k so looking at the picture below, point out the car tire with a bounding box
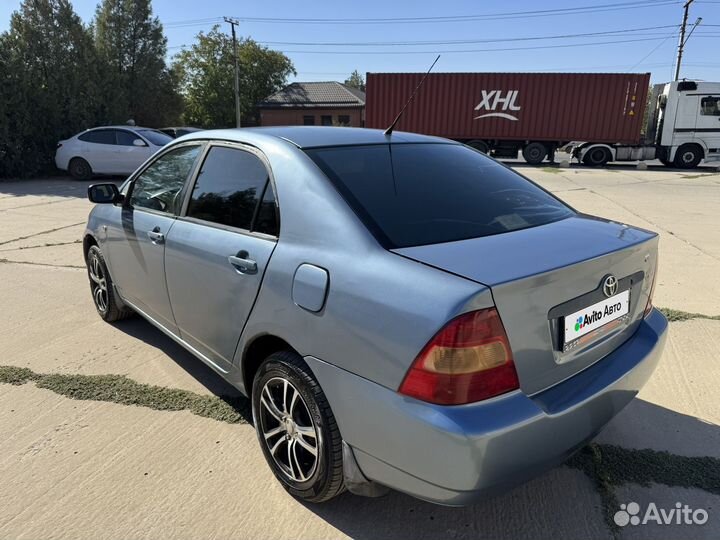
[69,157,92,180]
[583,146,611,167]
[252,351,345,503]
[522,142,547,165]
[86,245,134,322]
[673,144,703,169]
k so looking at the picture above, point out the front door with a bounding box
[114,129,154,174]
[105,143,204,332]
[164,144,279,371]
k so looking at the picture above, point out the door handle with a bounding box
[147,227,165,244]
[228,251,257,274]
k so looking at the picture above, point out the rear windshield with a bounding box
[306,143,574,248]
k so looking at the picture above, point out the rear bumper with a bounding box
[305,308,667,506]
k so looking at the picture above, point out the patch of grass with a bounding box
[0,365,251,424]
[0,365,40,385]
[567,443,720,537]
[658,307,720,322]
[566,444,621,534]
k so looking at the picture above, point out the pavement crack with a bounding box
[0,239,82,253]
[0,222,84,247]
[0,198,76,213]
[0,258,84,270]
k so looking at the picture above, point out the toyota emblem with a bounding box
[603,275,618,298]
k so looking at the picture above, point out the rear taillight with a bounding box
[398,308,519,405]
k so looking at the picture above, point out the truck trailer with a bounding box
[365,73,720,168]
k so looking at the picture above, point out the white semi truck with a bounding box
[574,80,720,168]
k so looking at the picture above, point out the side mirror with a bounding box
[133,138,147,147]
[88,183,122,204]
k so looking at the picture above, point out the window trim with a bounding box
[115,128,148,147]
[124,141,207,218]
[176,140,281,240]
[78,128,117,145]
[700,96,720,116]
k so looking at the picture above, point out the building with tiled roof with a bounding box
[258,81,366,127]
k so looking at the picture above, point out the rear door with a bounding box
[164,143,279,372]
[105,143,204,332]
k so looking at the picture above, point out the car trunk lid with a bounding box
[393,215,658,395]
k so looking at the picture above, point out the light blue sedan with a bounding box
[84,127,667,505]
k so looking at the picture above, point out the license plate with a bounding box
[563,289,630,346]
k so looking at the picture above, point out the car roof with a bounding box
[84,125,156,131]
[179,126,454,149]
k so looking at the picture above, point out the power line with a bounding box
[274,36,684,55]
[630,31,680,70]
[257,25,679,47]
[229,0,682,24]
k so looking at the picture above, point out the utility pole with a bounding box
[224,16,241,127]
[674,0,694,81]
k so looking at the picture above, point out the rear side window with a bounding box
[137,129,173,146]
[79,130,116,145]
[187,146,275,233]
[306,143,574,248]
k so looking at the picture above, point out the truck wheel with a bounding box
[466,140,489,154]
[673,144,703,169]
[522,142,547,165]
[583,147,611,167]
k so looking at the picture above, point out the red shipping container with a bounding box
[365,72,650,145]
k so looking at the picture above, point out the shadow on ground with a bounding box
[115,317,252,423]
[112,317,720,540]
[0,176,126,199]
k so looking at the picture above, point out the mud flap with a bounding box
[342,441,390,498]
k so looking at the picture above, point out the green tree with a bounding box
[0,0,103,178]
[174,27,295,128]
[344,70,366,92]
[94,0,182,126]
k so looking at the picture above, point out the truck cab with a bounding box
[655,80,720,168]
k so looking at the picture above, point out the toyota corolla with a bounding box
[83,127,667,505]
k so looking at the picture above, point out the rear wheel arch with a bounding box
[242,334,297,394]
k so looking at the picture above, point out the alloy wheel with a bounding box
[88,253,108,313]
[259,377,319,482]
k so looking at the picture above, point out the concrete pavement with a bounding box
[0,168,718,539]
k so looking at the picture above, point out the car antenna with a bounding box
[384,55,440,136]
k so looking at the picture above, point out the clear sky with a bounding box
[1,0,718,84]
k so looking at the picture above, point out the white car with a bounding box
[55,126,173,180]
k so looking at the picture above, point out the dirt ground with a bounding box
[0,165,718,540]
